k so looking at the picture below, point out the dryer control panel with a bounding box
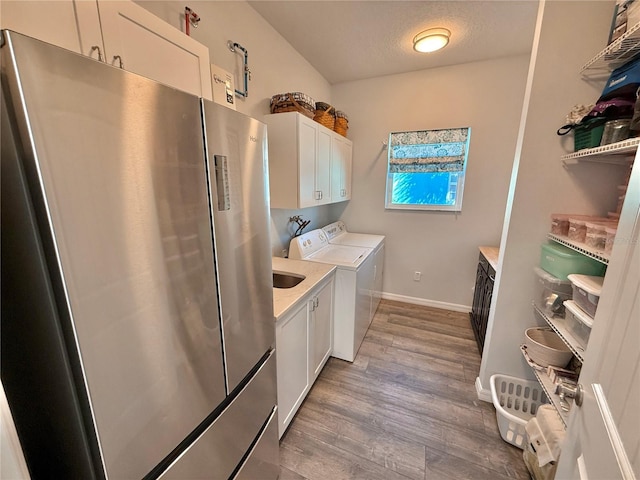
[322,221,346,241]
[288,229,329,259]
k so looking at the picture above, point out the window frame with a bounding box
[384,127,471,212]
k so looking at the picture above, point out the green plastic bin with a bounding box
[573,118,605,151]
[540,242,606,281]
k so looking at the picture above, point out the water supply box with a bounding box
[210,64,236,110]
[540,243,606,281]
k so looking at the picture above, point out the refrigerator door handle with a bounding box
[213,155,231,211]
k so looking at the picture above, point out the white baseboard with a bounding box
[381,292,471,314]
[475,376,492,403]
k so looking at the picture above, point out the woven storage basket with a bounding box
[334,110,349,137]
[524,327,572,367]
[314,102,335,130]
[270,92,316,118]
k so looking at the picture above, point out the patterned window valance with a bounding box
[388,127,470,173]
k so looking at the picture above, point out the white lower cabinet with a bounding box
[275,301,308,439]
[276,276,334,438]
[309,278,334,381]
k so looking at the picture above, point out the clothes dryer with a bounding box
[289,229,375,362]
[322,221,385,318]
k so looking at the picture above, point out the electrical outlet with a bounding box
[281,249,288,258]
[413,271,421,281]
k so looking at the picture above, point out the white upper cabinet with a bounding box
[316,128,332,205]
[330,134,353,202]
[297,116,321,207]
[0,0,212,100]
[97,1,212,100]
[265,112,352,209]
[0,1,98,55]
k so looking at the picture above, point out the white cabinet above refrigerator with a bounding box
[0,0,213,100]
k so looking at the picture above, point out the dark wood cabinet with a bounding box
[470,252,495,354]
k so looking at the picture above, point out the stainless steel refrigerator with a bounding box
[1,30,278,479]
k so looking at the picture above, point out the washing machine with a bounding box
[322,221,385,318]
[289,229,375,362]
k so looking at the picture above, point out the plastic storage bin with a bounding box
[567,217,588,242]
[584,221,614,250]
[564,300,594,349]
[616,185,627,215]
[605,225,617,254]
[573,118,605,151]
[540,243,606,281]
[533,267,573,318]
[567,216,610,243]
[490,374,548,449]
[550,214,571,236]
[567,274,603,318]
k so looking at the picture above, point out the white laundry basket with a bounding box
[490,374,548,449]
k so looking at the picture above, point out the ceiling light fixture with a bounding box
[413,28,451,53]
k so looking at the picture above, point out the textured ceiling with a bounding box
[248,1,539,84]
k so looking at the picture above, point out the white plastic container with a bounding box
[567,274,604,318]
[490,374,548,449]
[533,267,573,318]
[605,225,617,254]
[564,300,594,350]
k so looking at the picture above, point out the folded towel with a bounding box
[525,405,566,467]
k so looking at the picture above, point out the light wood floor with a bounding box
[278,299,530,480]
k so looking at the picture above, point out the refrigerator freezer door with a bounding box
[234,407,280,480]
[202,101,275,391]
[159,351,278,479]
[2,32,226,478]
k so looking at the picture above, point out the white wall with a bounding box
[136,0,335,255]
[330,55,530,309]
[477,0,623,395]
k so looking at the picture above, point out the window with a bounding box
[385,127,471,211]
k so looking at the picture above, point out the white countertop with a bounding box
[272,257,336,321]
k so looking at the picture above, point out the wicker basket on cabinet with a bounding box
[334,110,349,137]
[313,102,335,130]
[270,92,316,118]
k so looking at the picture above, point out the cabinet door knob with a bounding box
[90,45,103,62]
[575,383,585,407]
[113,55,124,69]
